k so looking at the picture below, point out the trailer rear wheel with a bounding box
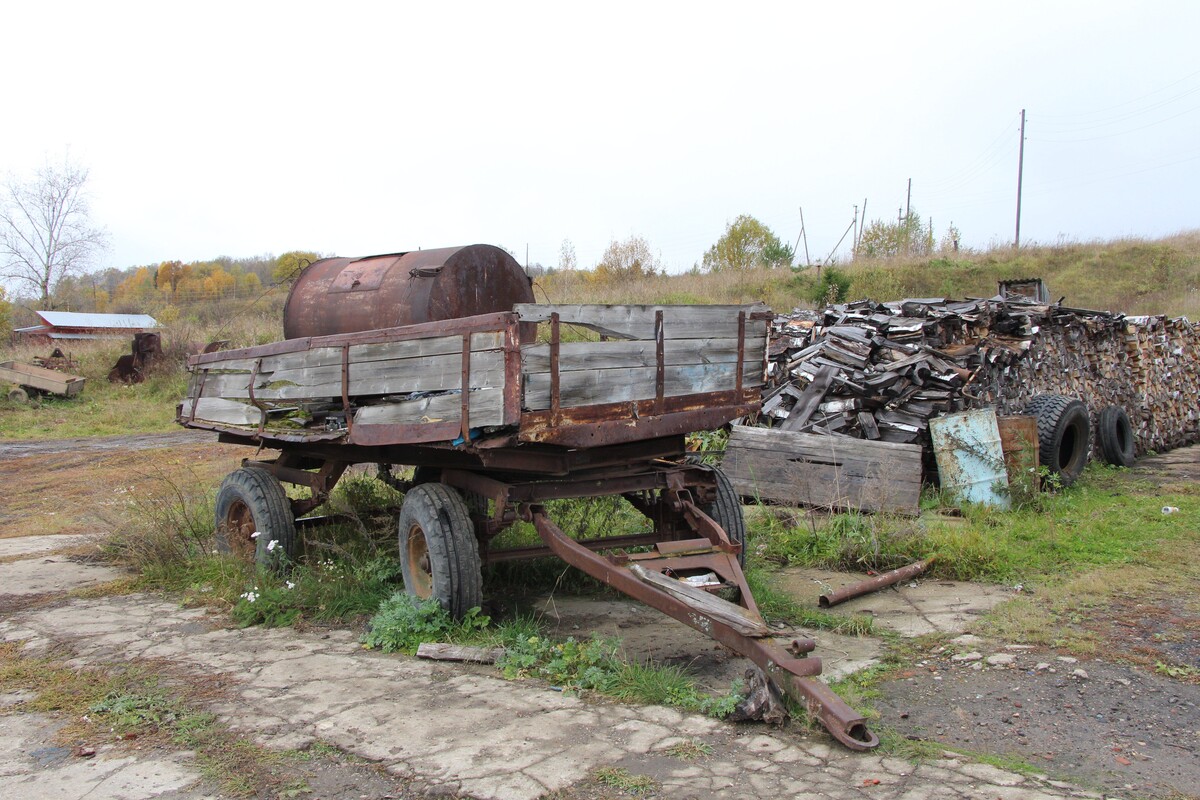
[397,483,483,619]
[703,467,747,567]
[214,467,298,569]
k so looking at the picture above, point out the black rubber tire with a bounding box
[214,467,298,569]
[397,483,483,619]
[703,467,747,568]
[1097,405,1136,467]
[1023,394,1091,486]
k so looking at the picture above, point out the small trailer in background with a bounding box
[0,360,86,402]
[178,244,878,750]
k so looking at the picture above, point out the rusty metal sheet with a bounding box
[997,414,1040,495]
[929,408,1010,508]
[518,389,760,448]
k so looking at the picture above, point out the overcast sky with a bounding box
[2,1,1197,280]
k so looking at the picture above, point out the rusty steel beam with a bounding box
[818,560,934,608]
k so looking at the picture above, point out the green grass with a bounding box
[591,766,658,795]
[0,339,188,439]
[745,565,874,634]
[745,464,1198,584]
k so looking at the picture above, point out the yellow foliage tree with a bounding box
[202,268,236,298]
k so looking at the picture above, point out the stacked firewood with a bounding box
[765,298,1049,444]
[760,296,1200,458]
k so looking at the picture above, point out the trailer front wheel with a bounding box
[397,483,483,619]
[703,466,746,568]
[214,467,298,569]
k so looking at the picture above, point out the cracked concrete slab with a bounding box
[0,556,125,597]
[1,575,1098,800]
[0,535,91,559]
[0,712,203,799]
[777,567,1013,636]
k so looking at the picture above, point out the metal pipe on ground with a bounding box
[818,559,934,608]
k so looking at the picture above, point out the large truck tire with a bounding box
[1023,394,1091,486]
[1097,405,1136,467]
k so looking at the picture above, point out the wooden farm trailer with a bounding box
[179,301,878,750]
[1,360,86,402]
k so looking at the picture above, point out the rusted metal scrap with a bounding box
[33,348,79,372]
[108,332,162,383]
[818,559,934,608]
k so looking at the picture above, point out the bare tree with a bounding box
[1,159,109,308]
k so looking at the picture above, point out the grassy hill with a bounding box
[538,230,1200,318]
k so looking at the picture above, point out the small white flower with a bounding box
[266,540,278,551]
[286,581,295,590]
[250,531,263,539]
[240,591,258,603]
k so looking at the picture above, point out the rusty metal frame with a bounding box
[244,455,349,518]
[528,506,877,751]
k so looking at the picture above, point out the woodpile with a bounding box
[760,297,1200,459]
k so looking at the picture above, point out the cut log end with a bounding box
[728,667,788,726]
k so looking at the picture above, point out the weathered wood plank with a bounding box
[181,397,264,427]
[521,337,766,372]
[353,388,505,427]
[779,365,835,431]
[523,361,763,410]
[722,424,922,515]
[206,331,504,375]
[415,643,505,663]
[197,351,506,402]
[515,303,769,340]
[628,564,771,637]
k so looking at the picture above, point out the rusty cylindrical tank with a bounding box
[282,244,534,339]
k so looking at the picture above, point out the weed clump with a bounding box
[362,594,490,654]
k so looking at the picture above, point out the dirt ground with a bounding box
[1,431,1198,799]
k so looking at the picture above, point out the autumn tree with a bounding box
[272,250,321,284]
[0,158,109,307]
[857,209,934,259]
[702,215,791,272]
[558,239,577,271]
[594,236,661,281]
[0,286,11,335]
[157,260,190,296]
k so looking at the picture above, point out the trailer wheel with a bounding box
[397,483,483,619]
[214,467,298,569]
[1097,405,1136,467]
[7,387,28,403]
[704,467,747,568]
[1023,394,1091,486]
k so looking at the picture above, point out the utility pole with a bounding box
[797,206,811,266]
[1015,108,1026,248]
[859,198,868,250]
[905,178,912,223]
[852,204,858,258]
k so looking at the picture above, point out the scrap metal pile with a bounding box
[759,296,1118,447]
